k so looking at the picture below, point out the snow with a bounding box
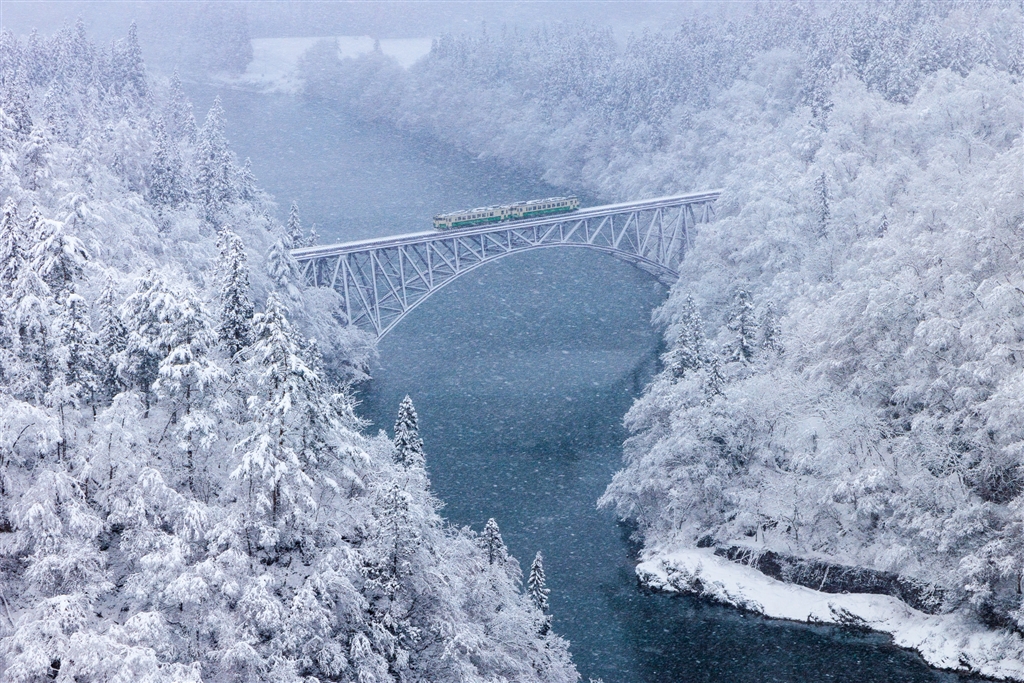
[235,36,433,93]
[639,547,1024,681]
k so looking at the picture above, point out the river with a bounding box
[191,84,977,683]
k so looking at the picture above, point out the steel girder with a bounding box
[293,190,721,338]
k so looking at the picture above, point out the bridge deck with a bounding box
[291,190,723,259]
[292,189,722,338]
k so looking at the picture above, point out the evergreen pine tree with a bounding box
[237,157,258,202]
[482,518,507,566]
[0,200,20,382]
[165,70,197,143]
[528,551,552,635]
[703,355,725,403]
[234,293,323,551]
[393,395,425,468]
[41,78,71,143]
[216,228,254,358]
[726,289,757,364]
[70,18,93,82]
[9,254,54,402]
[29,215,88,304]
[50,291,100,409]
[48,292,100,456]
[813,172,830,238]
[193,97,235,222]
[25,28,50,86]
[368,482,421,598]
[21,204,46,245]
[110,21,147,100]
[0,198,24,298]
[266,236,301,299]
[664,294,706,379]
[21,124,52,191]
[286,201,303,247]
[528,551,550,612]
[154,288,224,490]
[759,301,783,354]
[2,70,34,136]
[117,272,171,413]
[96,276,127,400]
[148,119,188,209]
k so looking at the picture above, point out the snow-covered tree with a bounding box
[482,517,507,566]
[266,235,301,299]
[147,119,188,210]
[50,292,99,408]
[164,70,197,143]
[20,124,51,191]
[109,21,147,101]
[286,200,303,247]
[95,277,127,401]
[663,294,706,379]
[759,301,782,354]
[393,395,425,468]
[153,288,225,490]
[528,551,550,612]
[237,157,258,202]
[703,355,725,402]
[725,289,757,364]
[1,70,34,137]
[216,228,254,358]
[233,293,323,552]
[528,551,551,635]
[8,250,54,401]
[366,482,421,599]
[29,214,88,303]
[117,272,177,413]
[0,198,25,297]
[813,172,830,238]
[193,97,235,222]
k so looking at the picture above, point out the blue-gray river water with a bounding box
[193,84,981,683]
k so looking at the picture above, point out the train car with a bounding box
[433,196,579,230]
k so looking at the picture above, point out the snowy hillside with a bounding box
[0,23,578,683]
[300,0,1024,676]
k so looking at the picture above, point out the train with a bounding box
[433,196,580,230]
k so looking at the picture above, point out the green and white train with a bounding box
[433,196,580,230]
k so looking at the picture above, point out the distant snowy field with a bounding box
[639,549,1024,681]
[232,36,432,93]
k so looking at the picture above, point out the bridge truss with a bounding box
[293,190,721,338]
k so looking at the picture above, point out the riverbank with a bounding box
[638,548,1024,681]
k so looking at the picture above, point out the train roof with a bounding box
[433,196,577,220]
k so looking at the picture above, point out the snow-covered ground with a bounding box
[234,36,433,93]
[638,548,1024,681]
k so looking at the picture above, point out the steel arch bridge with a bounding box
[293,190,721,339]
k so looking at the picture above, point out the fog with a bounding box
[1,1,711,76]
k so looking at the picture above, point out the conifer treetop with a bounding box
[393,394,425,468]
[528,551,550,613]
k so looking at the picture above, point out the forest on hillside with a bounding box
[303,0,1024,635]
[0,24,577,683]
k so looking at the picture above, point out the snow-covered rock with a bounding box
[639,547,1024,681]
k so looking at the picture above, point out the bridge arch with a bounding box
[293,191,720,339]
